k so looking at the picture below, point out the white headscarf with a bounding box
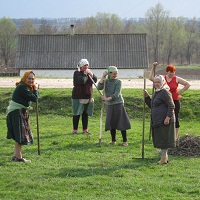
[154,75,170,92]
[77,59,89,71]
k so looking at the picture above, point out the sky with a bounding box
[0,0,200,19]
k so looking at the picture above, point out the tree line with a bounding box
[0,3,200,69]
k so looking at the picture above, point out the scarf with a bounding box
[107,66,118,79]
[154,75,170,92]
[16,70,35,93]
[77,59,89,71]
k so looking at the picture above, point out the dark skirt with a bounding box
[105,103,131,131]
[152,122,176,149]
[6,109,34,145]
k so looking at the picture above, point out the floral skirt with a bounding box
[7,109,34,145]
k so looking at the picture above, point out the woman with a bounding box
[71,58,97,134]
[97,66,131,146]
[6,70,39,163]
[144,75,176,164]
[149,62,191,143]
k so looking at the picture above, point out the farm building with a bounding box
[15,33,149,78]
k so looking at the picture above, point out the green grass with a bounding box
[155,65,200,70]
[0,88,200,200]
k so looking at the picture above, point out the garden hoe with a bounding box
[88,75,106,147]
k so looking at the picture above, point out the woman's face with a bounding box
[154,78,161,89]
[80,64,89,71]
[25,73,35,86]
[166,70,175,78]
[109,72,118,79]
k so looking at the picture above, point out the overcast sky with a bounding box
[0,0,200,19]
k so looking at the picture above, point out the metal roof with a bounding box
[15,34,149,69]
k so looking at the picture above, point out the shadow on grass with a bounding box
[54,158,159,178]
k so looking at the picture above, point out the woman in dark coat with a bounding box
[71,59,97,134]
[143,75,176,164]
[6,70,39,163]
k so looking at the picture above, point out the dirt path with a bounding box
[0,77,199,90]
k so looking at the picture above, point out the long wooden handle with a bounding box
[36,101,40,155]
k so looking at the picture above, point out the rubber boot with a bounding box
[158,156,168,164]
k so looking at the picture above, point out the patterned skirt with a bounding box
[6,109,34,145]
[105,103,131,131]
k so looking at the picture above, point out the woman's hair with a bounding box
[166,64,176,73]
[16,70,35,92]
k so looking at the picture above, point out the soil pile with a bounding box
[168,135,200,157]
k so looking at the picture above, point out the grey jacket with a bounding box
[145,89,175,127]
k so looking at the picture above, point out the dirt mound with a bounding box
[168,135,200,157]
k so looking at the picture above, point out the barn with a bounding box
[15,33,149,78]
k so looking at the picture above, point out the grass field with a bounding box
[0,88,199,200]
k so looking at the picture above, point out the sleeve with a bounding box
[145,96,151,108]
[19,84,39,102]
[73,71,88,85]
[92,74,97,83]
[110,80,121,101]
[97,80,105,90]
[163,90,175,117]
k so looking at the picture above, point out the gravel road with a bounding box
[0,77,199,90]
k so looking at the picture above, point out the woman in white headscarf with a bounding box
[71,59,97,134]
[143,75,176,164]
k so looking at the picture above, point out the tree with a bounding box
[144,3,169,62]
[75,17,98,34]
[0,17,16,66]
[38,19,57,34]
[95,13,123,33]
[185,18,199,65]
[162,18,186,64]
[19,19,38,34]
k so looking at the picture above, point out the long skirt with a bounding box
[105,103,131,131]
[152,122,176,149]
[6,109,34,145]
[72,99,94,116]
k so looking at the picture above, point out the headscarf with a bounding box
[16,70,35,93]
[77,59,89,71]
[154,75,169,92]
[107,66,118,79]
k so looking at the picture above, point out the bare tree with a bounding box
[39,19,57,34]
[144,3,169,62]
[19,19,38,34]
[96,13,123,34]
[185,18,199,65]
[0,17,16,66]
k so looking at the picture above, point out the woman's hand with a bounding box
[164,116,170,125]
[102,71,107,79]
[101,95,112,102]
[34,83,40,90]
[85,69,93,77]
[143,89,149,97]
[152,62,159,67]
